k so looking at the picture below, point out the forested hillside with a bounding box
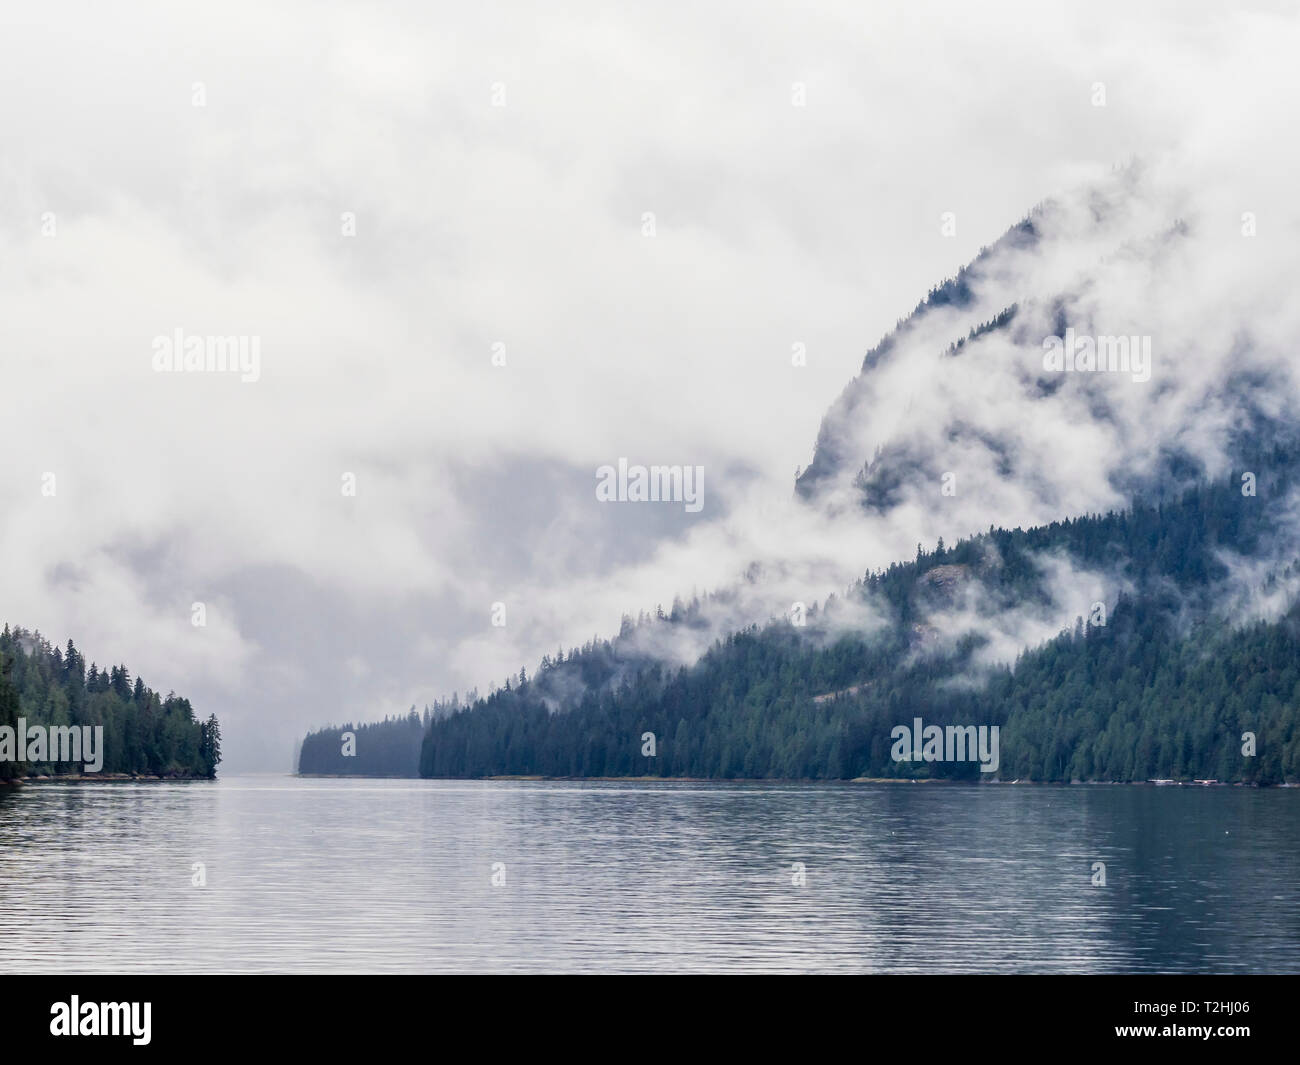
[293,167,1300,786]
[297,710,426,777]
[416,596,1300,782]
[0,626,220,780]
[298,449,1300,783]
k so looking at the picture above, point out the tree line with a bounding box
[0,626,220,780]
[299,446,1300,783]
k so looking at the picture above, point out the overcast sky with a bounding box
[2,0,1297,769]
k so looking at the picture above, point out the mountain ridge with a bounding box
[297,169,1300,782]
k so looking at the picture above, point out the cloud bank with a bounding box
[2,1,1298,766]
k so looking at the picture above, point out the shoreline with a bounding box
[8,773,215,785]
[293,772,1292,786]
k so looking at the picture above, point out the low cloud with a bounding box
[3,2,1300,766]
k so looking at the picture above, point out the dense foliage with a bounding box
[297,709,427,776]
[0,626,220,779]
[412,600,1300,783]
[298,450,1300,784]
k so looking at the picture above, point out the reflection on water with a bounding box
[0,776,1296,973]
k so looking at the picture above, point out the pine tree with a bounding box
[199,715,222,779]
[0,655,21,782]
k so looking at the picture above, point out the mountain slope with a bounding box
[797,164,1300,531]
[413,458,1300,782]
[299,169,1300,782]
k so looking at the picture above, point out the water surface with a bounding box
[1,776,1296,973]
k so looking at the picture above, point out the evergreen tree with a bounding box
[0,628,218,779]
[0,654,21,782]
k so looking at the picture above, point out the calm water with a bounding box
[0,776,1297,973]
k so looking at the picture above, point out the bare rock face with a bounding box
[919,564,971,595]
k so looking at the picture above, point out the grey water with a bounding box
[1,776,1297,973]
